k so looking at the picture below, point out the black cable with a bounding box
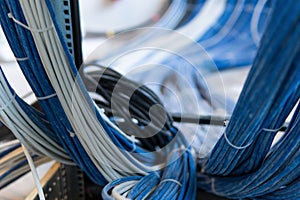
[80,63,174,150]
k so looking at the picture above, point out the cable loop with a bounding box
[15,57,29,61]
[8,13,54,33]
[36,93,57,100]
[160,179,182,187]
[223,131,252,150]
[262,125,285,132]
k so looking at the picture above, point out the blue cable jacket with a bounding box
[198,104,300,199]
[0,0,107,185]
[0,0,298,199]
[136,0,271,74]
[203,0,300,176]
[0,143,21,159]
[0,154,39,189]
[197,0,300,198]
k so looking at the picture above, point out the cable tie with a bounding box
[224,119,229,126]
[130,135,136,153]
[211,178,217,194]
[262,125,285,132]
[15,57,29,61]
[210,178,222,196]
[36,93,57,100]
[69,132,75,137]
[170,145,187,155]
[166,145,187,161]
[160,179,182,187]
[66,128,76,137]
[0,93,16,111]
[152,171,161,179]
[8,13,54,33]
[223,131,252,150]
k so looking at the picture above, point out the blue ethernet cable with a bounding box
[102,129,196,199]
[195,0,270,68]
[0,0,192,185]
[2,0,298,199]
[197,104,300,199]
[196,0,300,198]
[197,0,271,69]
[0,143,20,159]
[46,0,189,167]
[0,68,73,164]
[0,0,108,185]
[92,0,190,65]
[202,0,300,176]
[2,0,194,188]
[175,0,206,28]
[132,0,271,71]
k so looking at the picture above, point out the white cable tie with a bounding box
[211,178,217,194]
[15,57,29,61]
[8,13,54,33]
[223,131,252,150]
[224,119,229,126]
[262,125,284,132]
[153,171,161,179]
[66,128,76,137]
[69,131,76,138]
[160,179,182,187]
[0,93,16,111]
[36,93,57,100]
[129,135,136,153]
[170,145,187,155]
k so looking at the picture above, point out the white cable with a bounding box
[0,71,73,164]
[0,155,51,189]
[0,139,20,150]
[21,144,45,200]
[111,180,137,200]
[19,0,167,182]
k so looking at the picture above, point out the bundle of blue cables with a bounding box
[0,0,299,199]
[0,0,196,198]
[0,0,110,185]
[103,0,271,73]
[197,0,300,199]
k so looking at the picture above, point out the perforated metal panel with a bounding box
[31,164,85,200]
[50,0,83,68]
[50,0,74,56]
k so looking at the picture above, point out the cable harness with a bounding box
[0,0,299,199]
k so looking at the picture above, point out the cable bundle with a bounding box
[81,64,175,150]
[0,0,109,185]
[0,141,51,190]
[0,0,196,198]
[0,69,72,164]
[197,0,300,198]
[0,0,299,199]
[101,0,271,73]
[89,0,189,62]
[102,146,196,199]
